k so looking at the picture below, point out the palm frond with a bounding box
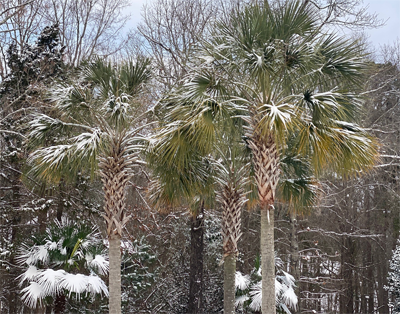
[256,102,295,146]
[314,34,367,87]
[119,57,152,95]
[21,282,45,308]
[27,114,94,148]
[28,127,105,182]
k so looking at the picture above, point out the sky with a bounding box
[364,0,400,48]
[126,0,400,49]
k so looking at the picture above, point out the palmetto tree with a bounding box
[27,57,151,314]
[147,74,243,313]
[194,1,379,312]
[147,91,219,314]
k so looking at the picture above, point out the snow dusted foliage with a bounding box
[0,24,65,101]
[387,238,400,313]
[235,256,298,314]
[17,218,108,309]
[120,236,156,311]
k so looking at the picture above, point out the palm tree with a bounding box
[147,74,243,313]
[18,218,109,313]
[147,102,216,314]
[150,64,319,314]
[193,1,379,312]
[27,57,151,314]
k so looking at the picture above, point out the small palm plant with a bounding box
[235,256,298,314]
[27,57,151,313]
[17,218,108,313]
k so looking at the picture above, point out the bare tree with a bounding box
[0,0,131,78]
[138,0,242,89]
[40,0,131,66]
[299,0,384,29]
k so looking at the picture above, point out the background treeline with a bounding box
[0,0,399,313]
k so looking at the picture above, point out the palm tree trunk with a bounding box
[99,144,131,314]
[219,175,245,314]
[109,235,122,314]
[248,126,280,314]
[188,202,204,314]
[224,254,236,314]
[261,206,276,314]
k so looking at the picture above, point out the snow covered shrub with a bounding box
[17,218,108,312]
[235,255,298,314]
[387,238,400,313]
[121,236,157,311]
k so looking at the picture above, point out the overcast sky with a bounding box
[126,0,400,49]
[365,0,400,47]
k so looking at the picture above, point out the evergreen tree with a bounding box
[0,23,66,313]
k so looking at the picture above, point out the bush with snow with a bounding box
[235,255,298,314]
[387,238,400,313]
[17,218,108,310]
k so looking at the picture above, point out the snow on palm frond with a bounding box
[21,282,45,308]
[28,114,68,144]
[249,281,262,311]
[86,275,109,296]
[87,254,109,276]
[28,144,75,181]
[235,295,250,308]
[61,273,109,298]
[235,271,251,290]
[72,128,104,161]
[18,265,41,284]
[18,244,50,266]
[258,102,294,129]
[28,127,106,182]
[62,273,91,297]
[105,94,130,113]
[36,269,65,297]
[281,285,298,311]
[27,113,97,148]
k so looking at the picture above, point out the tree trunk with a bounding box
[340,236,354,314]
[56,181,65,222]
[219,172,245,314]
[109,235,121,314]
[99,144,131,314]
[290,211,300,314]
[366,241,374,314]
[54,293,66,314]
[224,254,236,314]
[261,206,276,314]
[248,127,279,314]
[38,208,48,233]
[188,203,204,314]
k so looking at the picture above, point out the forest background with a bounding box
[0,0,399,313]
